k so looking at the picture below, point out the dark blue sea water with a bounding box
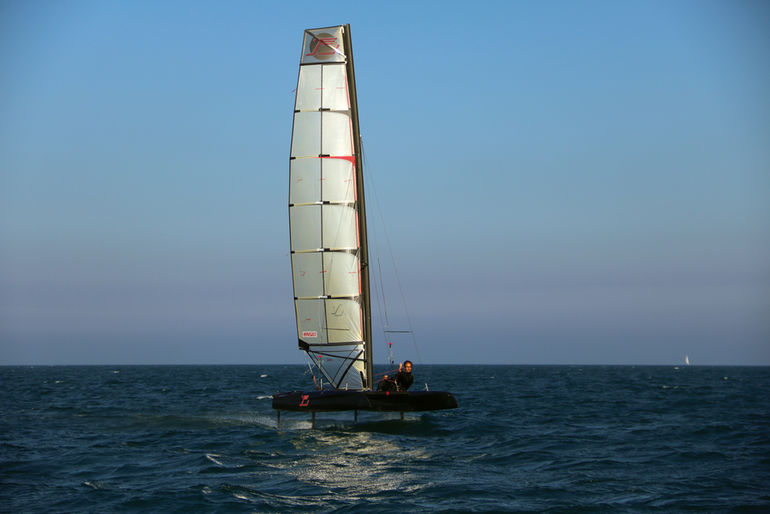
[1,365,768,512]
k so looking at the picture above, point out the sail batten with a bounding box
[289,25,371,390]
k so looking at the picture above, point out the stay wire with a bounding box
[360,138,425,366]
[363,153,389,357]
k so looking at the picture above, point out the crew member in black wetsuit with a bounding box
[377,360,414,392]
[394,360,414,391]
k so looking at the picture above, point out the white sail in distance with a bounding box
[288,25,372,390]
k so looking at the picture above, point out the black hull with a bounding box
[272,390,458,412]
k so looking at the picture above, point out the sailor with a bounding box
[377,361,414,392]
[394,360,414,391]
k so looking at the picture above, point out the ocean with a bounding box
[1,365,768,512]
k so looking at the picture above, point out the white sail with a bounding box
[289,26,369,390]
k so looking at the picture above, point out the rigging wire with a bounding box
[360,138,425,366]
[304,354,321,390]
[376,257,391,330]
[361,137,389,364]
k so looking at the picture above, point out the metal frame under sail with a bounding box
[288,25,373,390]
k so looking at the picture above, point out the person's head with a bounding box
[404,360,413,373]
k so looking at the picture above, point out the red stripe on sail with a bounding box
[319,155,355,165]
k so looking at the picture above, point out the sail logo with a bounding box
[303,331,318,338]
[306,34,338,60]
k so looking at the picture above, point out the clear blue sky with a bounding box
[1,0,768,365]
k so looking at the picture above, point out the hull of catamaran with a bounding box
[272,390,458,412]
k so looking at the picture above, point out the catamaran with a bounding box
[272,25,457,422]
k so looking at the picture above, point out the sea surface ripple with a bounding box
[1,365,768,512]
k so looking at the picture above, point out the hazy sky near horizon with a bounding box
[1,0,768,366]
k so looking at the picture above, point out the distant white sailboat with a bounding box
[685,355,690,366]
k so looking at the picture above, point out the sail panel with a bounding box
[292,251,359,298]
[295,298,363,345]
[321,112,353,156]
[295,64,349,111]
[289,205,321,251]
[325,298,363,342]
[291,252,323,298]
[320,158,355,203]
[296,299,327,344]
[290,204,358,252]
[322,204,358,249]
[295,65,321,111]
[323,251,360,297]
[290,112,321,158]
[289,158,321,206]
[322,64,349,110]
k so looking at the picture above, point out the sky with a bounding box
[1,0,768,366]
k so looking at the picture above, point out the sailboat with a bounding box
[272,25,457,418]
[685,355,690,366]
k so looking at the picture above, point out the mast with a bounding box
[342,24,373,390]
